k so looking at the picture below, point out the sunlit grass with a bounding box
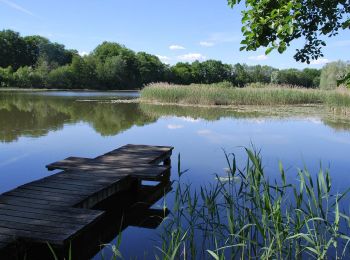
[141,82,350,108]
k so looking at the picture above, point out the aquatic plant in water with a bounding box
[158,149,350,259]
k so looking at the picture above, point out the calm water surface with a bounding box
[0,91,350,258]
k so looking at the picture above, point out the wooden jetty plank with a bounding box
[0,195,69,207]
[0,214,84,230]
[0,144,174,253]
[0,218,83,236]
[0,203,103,220]
[47,144,173,171]
[32,179,106,191]
[0,226,70,245]
[37,176,107,189]
[106,144,173,154]
[50,172,126,184]
[27,182,101,193]
[47,157,169,172]
[4,190,85,204]
[0,208,97,225]
[15,187,88,200]
[19,185,93,196]
[46,156,94,170]
[72,166,169,180]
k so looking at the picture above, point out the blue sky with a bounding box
[0,0,349,69]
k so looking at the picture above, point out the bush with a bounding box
[13,66,44,88]
[320,61,350,90]
[0,66,13,87]
[47,65,74,89]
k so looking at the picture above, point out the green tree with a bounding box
[272,68,320,88]
[191,60,232,84]
[136,52,166,85]
[170,63,193,84]
[320,61,350,89]
[0,30,32,69]
[47,65,74,89]
[96,55,128,89]
[13,66,43,88]
[233,63,251,87]
[228,0,350,63]
[70,55,97,88]
[338,72,350,88]
[248,65,277,83]
[0,67,13,87]
[302,68,321,88]
[92,42,141,89]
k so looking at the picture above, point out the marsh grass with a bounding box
[157,149,350,259]
[141,83,350,108]
[47,149,350,259]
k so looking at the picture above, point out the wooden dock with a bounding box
[0,144,173,258]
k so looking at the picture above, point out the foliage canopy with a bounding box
[228,0,350,63]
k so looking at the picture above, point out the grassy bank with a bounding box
[140,83,350,108]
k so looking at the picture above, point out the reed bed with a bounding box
[140,82,350,108]
[157,149,350,259]
[48,148,350,259]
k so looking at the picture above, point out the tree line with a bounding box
[0,30,348,90]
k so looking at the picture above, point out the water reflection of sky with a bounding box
[1,93,350,258]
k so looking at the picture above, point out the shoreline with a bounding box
[0,88,140,92]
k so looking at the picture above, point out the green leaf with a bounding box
[265,47,274,55]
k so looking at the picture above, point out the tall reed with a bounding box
[157,149,350,259]
[141,82,350,108]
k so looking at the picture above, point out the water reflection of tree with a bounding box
[0,93,157,142]
[139,103,350,131]
[1,93,350,143]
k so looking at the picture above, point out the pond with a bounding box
[0,91,350,258]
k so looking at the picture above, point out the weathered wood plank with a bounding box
[0,203,103,220]
[0,208,98,225]
[0,214,84,230]
[0,144,174,253]
[29,179,105,192]
[0,195,69,207]
[19,185,92,196]
[15,187,88,199]
[26,182,100,193]
[0,226,69,245]
[0,219,79,236]
[4,190,84,204]
[36,177,106,189]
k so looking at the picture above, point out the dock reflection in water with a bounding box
[25,178,171,259]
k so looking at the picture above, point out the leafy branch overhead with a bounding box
[228,0,350,63]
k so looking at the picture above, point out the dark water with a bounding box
[0,91,350,258]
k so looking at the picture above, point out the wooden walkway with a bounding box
[0,144,173,256]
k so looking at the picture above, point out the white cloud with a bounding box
[199,33,239,49]
[199,41,214,47]
[169,45,185,50]
[248,54,268,61]
[79,51,89,56]
[167,124,184,129]
[310,58,330,65]
[0,0,36,17]
[156,55,171,64]
[197,129,212,135]
[180,116,201,123]
[177,53,206,62]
